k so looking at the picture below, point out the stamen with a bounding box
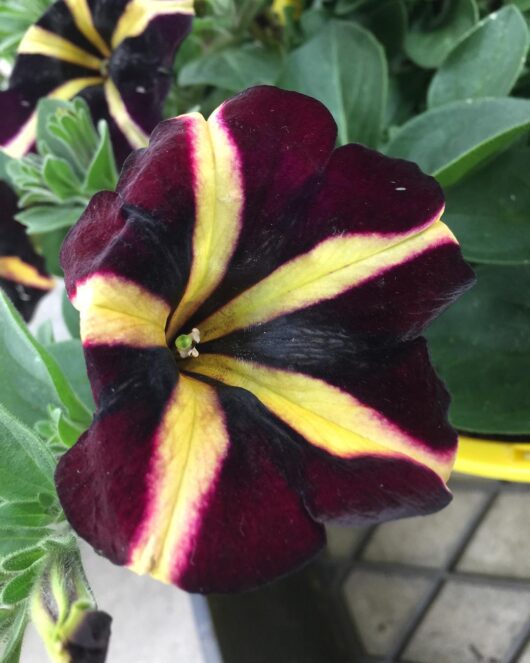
[175,328,200,359]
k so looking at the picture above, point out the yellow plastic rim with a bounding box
[455,436,530,483]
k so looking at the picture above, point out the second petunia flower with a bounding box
[56,86,475,594]
[0,0,194,164]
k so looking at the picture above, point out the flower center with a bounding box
[100,59,110,77]
[174,328,201,359]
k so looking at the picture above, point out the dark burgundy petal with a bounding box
[302,143,445,239]
[302,452,452,525]
[60,185,193,308]
[109,14,193,135]
[0,89,36,152]
[55,345,177,565]
[0,181,53,320]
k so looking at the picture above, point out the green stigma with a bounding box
[175,334,192,351]
[174,328,201,359]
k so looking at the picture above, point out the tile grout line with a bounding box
[383,483,502,661]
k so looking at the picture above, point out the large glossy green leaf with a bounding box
[428,6,529,107]
[179,45,283,91]
[444,147,530,265]
[0,406,55,502]
[279,20,387,146]
[0,292,91,427]
[386,97,530,186]
[426,265,530,435]
[404,0,479,69]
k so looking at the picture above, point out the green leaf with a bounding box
[299,8,330,38]
[37,406,86,450]
[0,607,27,663]
[0,607,16,638]
[426,265,530,435]
[386,97,530,186]
[0,406,55,502]
[35,320,55,346]
[0,0,52,60]
[0,150,15,183]
[61,288,80,339]
[444,147,530,265]
[84,121,119,195]
[508,0,530,11]
[405,0,479,69]
[0,292,91,427]
[0,502,54,529]
[179,44,283,91]
[3,547,46,573]
[45,341,94,414]
[334,0,370,17]
[33,227,68,277]
[2,561,43,605]
[280,20,387,146]
[36,100,77,163]
[428,6,529,107]
[42,156,83,201]
[45,98,99,174]
[15,204,84,235]
[0,527,52,558]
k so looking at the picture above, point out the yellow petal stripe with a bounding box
[0,257,54,290]
[128,374,229,583]
[165,111,243,342]
[3,77,103,158]
[112,0,194,49]
[198,221,455,342]
[74,273,170,347]
[64,0,111,57]
[188,354,453,481]
[104,80,150,149]
[18,26,103,70]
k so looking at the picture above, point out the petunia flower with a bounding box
[56,86,475,593]
[0,180,53,320]
[0,0,194,164]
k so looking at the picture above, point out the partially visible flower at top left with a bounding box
[0,180,53,320]
[0,0,194,164]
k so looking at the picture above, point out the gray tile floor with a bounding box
[329,478,530,662]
